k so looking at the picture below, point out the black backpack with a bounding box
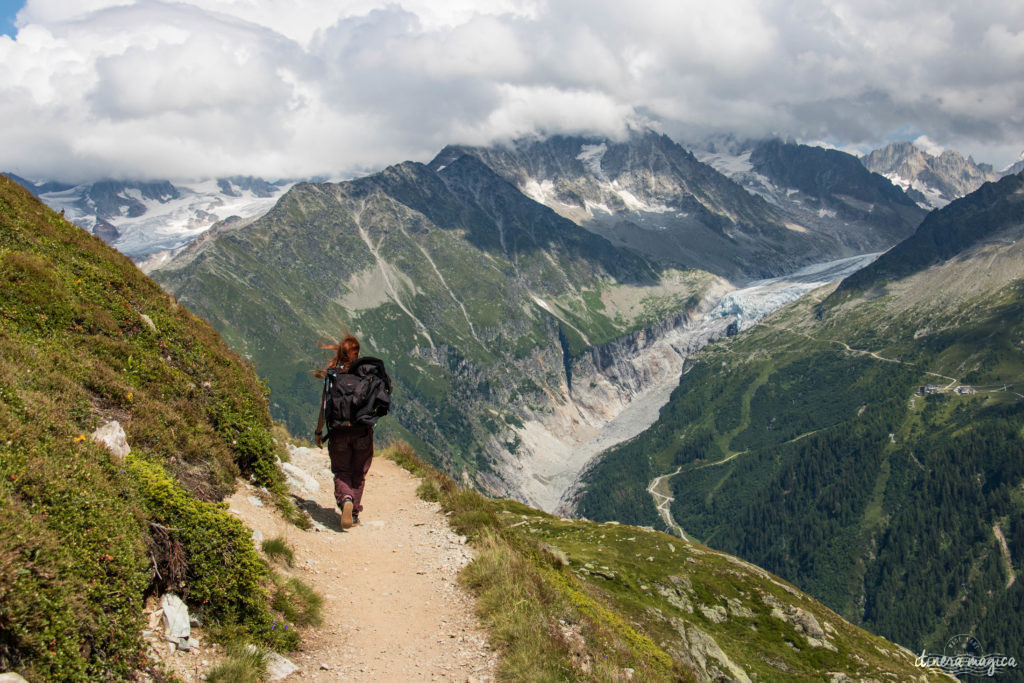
[315,357,392,439]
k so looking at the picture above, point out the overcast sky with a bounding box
[1,0,1022,182]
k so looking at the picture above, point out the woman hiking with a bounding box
[314,334,391,530]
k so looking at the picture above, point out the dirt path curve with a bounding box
[227,445,497,681]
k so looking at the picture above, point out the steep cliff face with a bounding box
[861,141,1003,208]
[696,138,925,255]
[440,132,922,281]
[497,286,736,510]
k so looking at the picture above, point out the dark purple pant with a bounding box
[327,426,374,513]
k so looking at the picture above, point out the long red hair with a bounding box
[315,333,360,377]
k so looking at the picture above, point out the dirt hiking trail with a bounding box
[227,445,497,681]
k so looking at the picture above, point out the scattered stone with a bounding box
[686,626,752,682]
[91,420,130,460]
[265,652,299,680]
[0,674,30,682]
[792,608,825,638]
[699,604,728,623]
[657,584,693,614]
[161,593,190,643]
[320,663,330,670]
[247,495,264,508]
[280,461,320,494]
[140,314,157,332]
[726,597,754,619]
[252,529,264,544]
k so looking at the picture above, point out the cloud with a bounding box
[1,0,1022,182]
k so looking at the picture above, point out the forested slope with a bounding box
[575,173,1024,655]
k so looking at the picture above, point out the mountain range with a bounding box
[572,169,1024,657]
[148,132,931,512]
[0,172,293,262]
[0,172,954,681]
[436,132,923,281]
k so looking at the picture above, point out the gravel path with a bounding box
[226,446,497,681]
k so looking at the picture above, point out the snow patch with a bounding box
[522,178,556,206]
[695,149,754,177]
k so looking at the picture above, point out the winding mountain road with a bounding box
[647,467,688,541]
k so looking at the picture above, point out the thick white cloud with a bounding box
[1,0,1022,182]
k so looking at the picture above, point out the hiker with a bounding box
[315,334,391,529]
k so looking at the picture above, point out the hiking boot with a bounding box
[340,499,354,529]
[352,512,360,525]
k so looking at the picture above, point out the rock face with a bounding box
[861,141,1003,209]
[438,132,922,281]
[431,132,802,281]
[696,137,925,255]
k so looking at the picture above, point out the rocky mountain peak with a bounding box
[861,140,1002,209]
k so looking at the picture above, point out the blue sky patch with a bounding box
[0,0,24,38]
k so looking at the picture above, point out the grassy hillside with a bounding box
[575,174,1024,657]
[385,441,946,681]
[0,176,306,679]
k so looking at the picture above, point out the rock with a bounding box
[280,461,320,494]
[685,626,752,682]
[792,608,826,638]
[252,529,264,544]
[0,674,30,682]
[160,593,190,642]
[726,597,754,619]
[266,652,299,680]
[657,584,693,614]
[247,495,264,508]
[140,314,157,332]
[177,636,199,652]
[91,420,130,460]
[699,604,728,623]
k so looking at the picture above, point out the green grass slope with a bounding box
[386,442,946,681]
[575,173,1024,658]
[0,176,305,679]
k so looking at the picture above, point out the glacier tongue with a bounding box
[705,252,881,332]
[37,178,293,259]
[505,252,880,513]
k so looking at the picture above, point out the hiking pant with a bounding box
[327,426,374,513]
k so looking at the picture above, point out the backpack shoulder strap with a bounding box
[314,372,329,441]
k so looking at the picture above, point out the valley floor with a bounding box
[226,447,497,681]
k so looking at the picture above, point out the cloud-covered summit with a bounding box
[2,0,1022,182]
